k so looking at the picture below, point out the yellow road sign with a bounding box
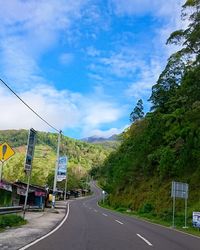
[0,142,15,162]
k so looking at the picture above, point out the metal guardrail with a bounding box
[0,205,44,215]
[0,206,23,215]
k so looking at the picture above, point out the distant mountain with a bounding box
[81,134,118,143]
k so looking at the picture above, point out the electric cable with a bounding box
[0,78,60,133]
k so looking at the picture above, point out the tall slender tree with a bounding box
[130,99,144,123]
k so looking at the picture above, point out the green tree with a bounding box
[130,99,144,123]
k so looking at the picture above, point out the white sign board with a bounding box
[171,181,188,199]
[193,212,200,228]
[57,156,67,182]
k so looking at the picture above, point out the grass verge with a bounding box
[0,214,26,231]
[99,201,200,237]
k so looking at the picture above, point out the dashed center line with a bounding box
[103,213,108,217]
[137,234,153,246]
[115,219,123,225]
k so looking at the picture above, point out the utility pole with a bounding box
[52,130,62,208]
[0,162,4,182]
[64,173,68,201]
[23,128,37,219]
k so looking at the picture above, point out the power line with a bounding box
[0,78,60,133]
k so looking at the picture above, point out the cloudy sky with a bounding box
[0,0,185,139]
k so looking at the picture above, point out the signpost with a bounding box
[102,190,105,204]
[52,130,62,208]
[171,181,189,228]
[0,142,15,182]
[23,128,37,218]
[56,156,68,201]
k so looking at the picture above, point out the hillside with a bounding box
[95,0,200,225]
[0,130,112,189]
[81,134,120,150]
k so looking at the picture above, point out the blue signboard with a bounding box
[193,212,200,228]
[57,156,67,182]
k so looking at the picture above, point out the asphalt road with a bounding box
[26,183,200,250]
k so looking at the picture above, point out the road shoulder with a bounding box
[0,201,67,250]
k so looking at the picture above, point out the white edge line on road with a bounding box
[115,219,123,225]
[103,213,108,217]
[96,200,200,241]
[137,233,153,246]
[19,203,70,250]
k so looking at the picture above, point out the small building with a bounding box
[0,180,48,208]
[0,180,13,206]
[13,181,47,209]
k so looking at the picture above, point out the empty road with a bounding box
[25,183,200,250]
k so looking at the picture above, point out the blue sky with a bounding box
[0,0,184,139]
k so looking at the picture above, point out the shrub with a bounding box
[139,203,154,214]
[0,214,26,229]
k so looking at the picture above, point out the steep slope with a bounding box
[95,0,200,225]
[0,130,112,188]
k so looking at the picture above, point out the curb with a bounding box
[18,202,70,250]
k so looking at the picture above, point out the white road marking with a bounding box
[19,203,70,250]
[103,213,108,217]
[115,219,123,225]
[137,234,153,246]
[94,209,98,212]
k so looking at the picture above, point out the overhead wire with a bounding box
[0,78,60,133]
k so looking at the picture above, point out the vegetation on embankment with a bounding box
[0,214,26,230]
[93,0,200,227]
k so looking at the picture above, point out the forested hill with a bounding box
[95,0,200,219]
[0,129,112,189]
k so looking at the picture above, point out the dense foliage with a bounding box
[0,130,112,189]
[96,0,200,216]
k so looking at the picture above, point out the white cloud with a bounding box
[0,37,46,88]
[59,53,74,65]
[111,0,184,17]
[102,0,186,103]
[0,84,80,131]
[86,46,101,57]
[99,51,138,78]
[0,84,124,137]
[125,58,163,99]
[86,125,129,138]
[89,47,144,79]
[83,102,122,126]
[0,0,125,138]
[0,0,88,89]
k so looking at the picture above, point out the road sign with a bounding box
[0,142,15,162]
[24,128,37,173]
[193,212,200,228]
[57,156,68,182]
[171,181,188,199]
[171,181,189,228]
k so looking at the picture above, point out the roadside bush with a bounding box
[139,203,154,214]
[0,214,26,229]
